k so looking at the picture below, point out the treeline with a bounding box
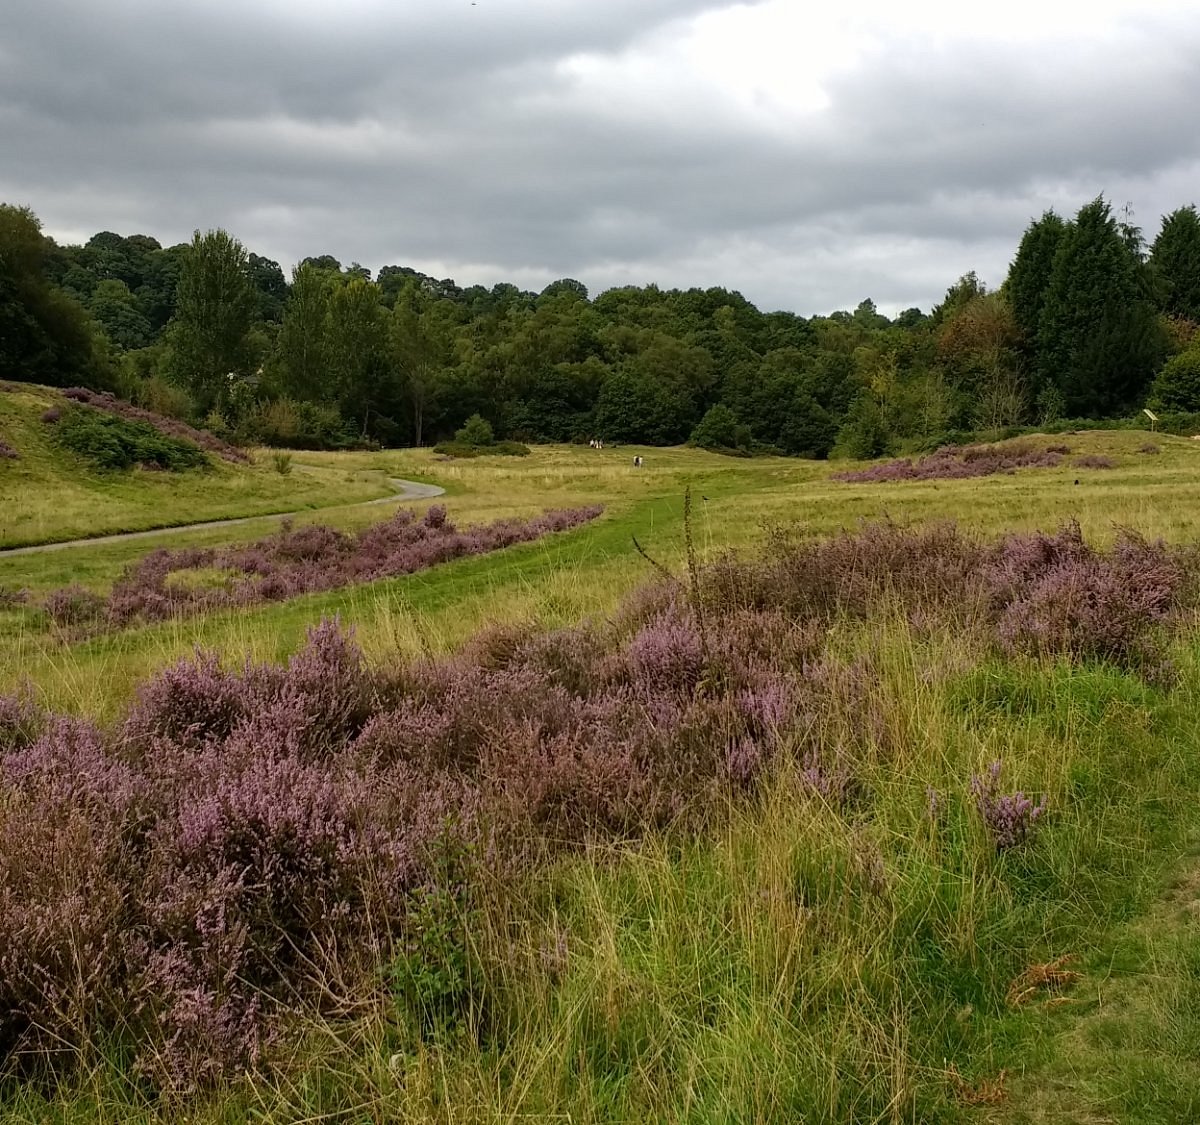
[4,196,1200,454]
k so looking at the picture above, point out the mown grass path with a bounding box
[0,477,445,557]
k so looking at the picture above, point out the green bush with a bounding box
[55,406,207,471]
[133,374,193,421]
[432,439,530,459]
[833,394,892,460]
[237,398,351,450]
[689,404,741,451]
[1148,350,1200,413]
[455,413,495,447]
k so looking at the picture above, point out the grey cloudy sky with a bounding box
[3,0,1199,315]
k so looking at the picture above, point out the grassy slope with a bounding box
[5,430,1200,1120]
[2,429,1196,713]
[0,384,391,548]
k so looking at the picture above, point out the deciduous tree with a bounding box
[165,228,257,412]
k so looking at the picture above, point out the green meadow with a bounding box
[4,418,1200,1122]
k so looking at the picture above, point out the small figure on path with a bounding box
[633,455,643,467]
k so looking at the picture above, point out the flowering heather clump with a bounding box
[1138,442,1161,454]
[833,440,1065,484]
[43,583,106,629]
[971,760,1047,851]
[60,386,248,463]
[41,406,61,423]
[47,503,604,633]
[122,650,254,750]
[0,434,18,459]
[718,520,985,625]
[0,691,43,753]
[626,613,706,695]
[714,518,1189,675]
[1073,453,1117,469]
[986,523,1183,666]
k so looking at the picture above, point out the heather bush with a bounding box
[61,387,247,462]
[708,520,985,626]
[703,518,1188,676]
[1073,453,1117,469]
[0,691,43,753]
[43,583,106,629]
[971,760,1047,850]
[0,585,27,610]
[0,717,146,1065]
[53,406,208,472]
[0,435,18,459]
[833,439,1065,483]
[986,523,1182,667]
[49,504,604,634]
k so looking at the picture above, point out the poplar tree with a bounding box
[278,262,332,402]
[166,229,256,412]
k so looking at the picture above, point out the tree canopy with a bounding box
[6,192,1200,454]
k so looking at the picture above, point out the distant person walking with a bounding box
[633,455,643,467]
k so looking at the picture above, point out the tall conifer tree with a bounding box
[1150,205,1200,320]
[1036,197,1163,415]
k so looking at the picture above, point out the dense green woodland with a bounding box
[4,196,1200,454]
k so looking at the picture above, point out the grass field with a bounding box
[3,427,1197,713]
[4,421,1200,1122]
[0,384,391,548]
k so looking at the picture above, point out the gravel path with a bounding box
[0,477,446,557]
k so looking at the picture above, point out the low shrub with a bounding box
[1073,454,1117,469]
[432,439,531,458]
[53,405,207,472]
[61,387,247,463]
[47,503,604,632]
[971,759,1047,851]
[43,583,107,629]
[833,439,1065,483]
[0,435,17,460]
[238,398,353,450]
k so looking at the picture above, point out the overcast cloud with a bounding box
[3,0,1199,315]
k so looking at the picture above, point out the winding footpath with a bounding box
[0,477,445,558]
